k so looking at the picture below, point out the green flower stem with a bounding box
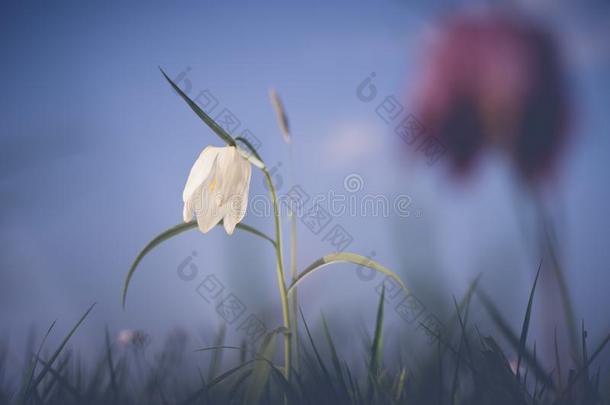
[289,210,299,373]
[263,168,292,382]
[288,144,300,373]
[235,136,291,381]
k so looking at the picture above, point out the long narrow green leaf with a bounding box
[40,352,71,402]
[244,328,281,405]
[35,356,81,401]
[321,314,348,396]
[122,220,275,308]
[344,360,359,404]
[477,290,555,391]
[104,328,119,405]
[208,358,278,389]
[452,296,473,362]
[207,324,226,381]
[516,260,542,381]
[581,320,589,383]
[370,286,385,379]
[287,252,407,295]
[29,304,95,398]
[269,365,301,404]
[160,68,236,146]
[445,274,481,342]
[558,333,610,401]
[195,345,243,353]
[450,297,468,405]
[554,327,562,390]
[299,307,337,399]
[188,345,284,405]
[368,286,385,405]
[222,369,252,404]
[226,369,252,404]
[19,320,56,403]
[394,368,407,402]
[536,198,579,361]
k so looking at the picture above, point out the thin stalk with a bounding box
[287,143,300,373]
[237,135,292,382]
[289,210,299,372]
[513,181,579,367]
[263,168,292,382]
[538,202,579,363]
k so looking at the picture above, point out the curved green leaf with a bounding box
[159,68,236,147]
[287,252,408,296]
[122,220,276,308]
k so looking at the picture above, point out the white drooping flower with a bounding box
[182,146,252,234]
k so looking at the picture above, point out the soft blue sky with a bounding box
[1,0,609,362]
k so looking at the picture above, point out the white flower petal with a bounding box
[195,202,224,233]
[184,156,223,232]
[218,149,251,234]
[182,145,252,235]
[194,174,225,233]
[183,201,193,222]
[223,215,238,235]
[183,153,219,222]
[229,157,251,224]
[182,146,222,203]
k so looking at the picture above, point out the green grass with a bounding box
[2,281,609,405]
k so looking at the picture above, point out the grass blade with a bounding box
[244,328,283,405]
[367,286,385,403]
[28,304,95,401]
[445,274,481,344]
[104,328,119,405]
[18,320,56,403]
[288,252,407,296]
[35,356,81,401]
[299,307,337,399]
[321,314,348,396]
[159,68,236,146]
[207,324,226,381]
[516,260,542,381]
[370,286,385,379]
[40,351,70,402]
[477,290,555,391]
[554,327,562,390]
[226,368,251,404]
[450,296,469,405]
[560,335,610,399]
[122,220,275,307]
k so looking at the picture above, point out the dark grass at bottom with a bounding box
[3,293,609,405]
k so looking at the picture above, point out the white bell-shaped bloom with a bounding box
[182,146,251,234]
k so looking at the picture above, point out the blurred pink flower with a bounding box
[117,329,149,348]
[415,13,570,181]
